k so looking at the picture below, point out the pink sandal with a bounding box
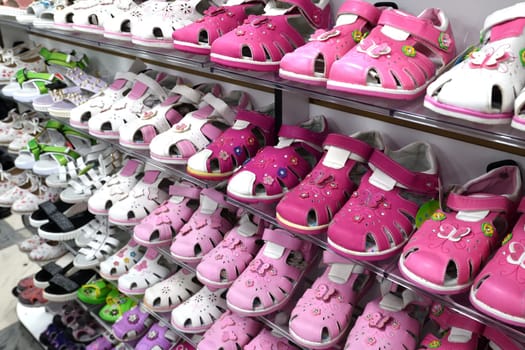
[169,188,237,263]
[245,328,300,350]
[288,250,371,349]
[187,107,276,181]
[276,131,384,235]
[149,91,252,164]
[327,142,439,261]
[196,213,264,289]
[418,303,483,350]
[197,310,263,350]
[344,295,422,349]
[133,182,201,247]
[173,1,266,55]
[226,228,316,316]
[327,7,456,100]
[399,165,521,295]
[470,197,525,326]
[210,0,332,71]
[279,0,382,86]
[227,115,328,203]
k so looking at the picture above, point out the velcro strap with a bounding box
[279,0,325,27]
[262,228,303,250]
[113,71,137,82]
[200,188,229,207]
[446,193,514,213]
[170,84,203,104]
[49,273,80,293]
[202,93,236,124]
[339,0,381,24]
[481,2,525,39]
[368,150,439,194]
[278,124,325,146]
[323,133,373,161]
[49,211,76,232]
[378,9,451,52]
[169,184,201,199]
[135,73,168,100]
[41,261,64,276]
[38,201,58,217]
[235,109,275,132]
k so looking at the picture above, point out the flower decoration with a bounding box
[481,222,495,237]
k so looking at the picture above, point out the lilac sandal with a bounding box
[289,250,372,349]
[112,305,155,342]
[196,213,264,289]
[227,115,328,203]
[226,228,316,316]
[276,131,384,235]
[197,310,263,350]
[399,165,521,295]
[135,322,179,350]
[133,182,201,247]
[187,107,276,181]
[327,142,439,261]
[244,328,299,350]
[170,188,237,264]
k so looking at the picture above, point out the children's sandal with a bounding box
[133,181,201,247]
[210,0,333,71]
[226,228,316,316]
[187,106,276,181]
[399,165,521,295]
[169,188,237,264]
[276,131,384,235]
[328,142,440,261]
[279,0,383,85]
[227,115,328,203]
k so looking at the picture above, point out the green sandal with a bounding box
[98,289,137,323]
[77,278,115,304]
[39,47,89,70]
[12,68,64,102]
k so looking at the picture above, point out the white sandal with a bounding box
[143,268,202,312]
[117,248,174,295]
[88,71,179,139]
[149,90,252,164]
[88,158,145,215]
[107,165,174,225]
[99,238,145,280]
[170,286,228,333]
[73,227,127,269]
[119,82,221,149]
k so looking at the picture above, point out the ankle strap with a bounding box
[338,0,381,24]
[262,228,302,250]
[323,133,373,161]
[447,192,516,214]
[236,109,275,132]
[169,184,201,199]
[368,149,439,194]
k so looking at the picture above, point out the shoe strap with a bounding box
[377,9,453,54]
[278,124,325,149]
[277,0,330,29]
[262,228,302,250]
[131,73,168,101]
[200,188,233,209]
[169,84,204,105]
[169,184,201,199]
[322,133,374,163]
[338,0,381,24]
[482,2,525,39]
[446,192,514,214]
[234,109,275,132]
[368,149,438,194]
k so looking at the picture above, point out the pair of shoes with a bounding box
[278,3,456,101]
[424,3,525,128]
[397,164,522,298]
[198,315,297,350]
[13,274,48,307]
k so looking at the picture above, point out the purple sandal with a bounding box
[227,115,328,203]
[112,305,155,342]
[135,322,178,350]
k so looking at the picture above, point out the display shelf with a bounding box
[16,302,54,349]
[386,266,525,346]
[2,15,524,155]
